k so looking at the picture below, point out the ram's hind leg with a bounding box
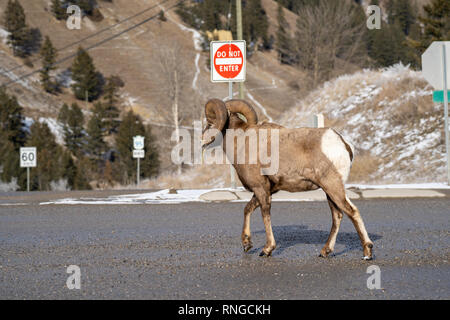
[320,196,343,258]
[242,195,260,252]
[322,176,374,260]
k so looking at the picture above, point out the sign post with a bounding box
[20,147,36,192]
[133,136,145,187]
[422,41,450,185]
[211,40,246,189]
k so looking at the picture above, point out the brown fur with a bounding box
[203,99,373,259]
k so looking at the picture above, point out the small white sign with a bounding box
[133,136,145,150]
[422,41,450,90]
[20,147,36,168]
[211,40,246,82]
[133,149,145,159]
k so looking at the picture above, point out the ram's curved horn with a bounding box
[225,99,258,125]
[205,99,228,131]
[203,99,228,147]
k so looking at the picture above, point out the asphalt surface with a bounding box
[0,196,449,299]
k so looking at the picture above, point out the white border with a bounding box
[210,40,246,83]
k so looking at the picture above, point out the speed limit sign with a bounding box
[20,147,37,168]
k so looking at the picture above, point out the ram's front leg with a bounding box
[254,188,276,257]
[242,195,260,252]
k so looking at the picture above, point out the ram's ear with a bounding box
[236,112,248,123]
[225,99,258,125]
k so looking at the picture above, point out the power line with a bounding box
[1,0,183,88]
[0,0,173,78]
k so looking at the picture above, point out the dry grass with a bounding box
[279,64,446,184]
[348,154,382,183]
[142,164,240,189]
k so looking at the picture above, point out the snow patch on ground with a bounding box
[0,178,18,192]
[40,188,225,205]
[23,117,65,145]
[347,183,450,189]
[39,183,449,205]
[0,27,10,44]
[279,63,445,183]
[192,53,200,90]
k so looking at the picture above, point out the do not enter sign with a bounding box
[211,40,246,82]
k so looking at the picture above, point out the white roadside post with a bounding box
[422,41,450,185]
[133,136,145,187]
[210,40,246,190]
[20,147,36,192]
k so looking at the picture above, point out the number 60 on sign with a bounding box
[20,147,37,168]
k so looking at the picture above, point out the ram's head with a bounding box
[202,99,258,149]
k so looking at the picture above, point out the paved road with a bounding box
[0,196,449,299]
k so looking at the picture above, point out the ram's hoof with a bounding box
[362,256,373,261]
[259,250,272,257]
[319,247,332,258]
[243,243,253,252]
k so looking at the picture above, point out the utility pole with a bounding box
[229,81,236,189]
[236,0,245,99]
[442,44,450,185]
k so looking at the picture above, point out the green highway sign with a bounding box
[433,91,450,103]
[422,41,450,185]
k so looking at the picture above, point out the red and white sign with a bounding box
[211,40,246,82]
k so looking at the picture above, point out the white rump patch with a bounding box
[321,129,352,182]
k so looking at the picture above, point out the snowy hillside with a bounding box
[279,64,446,184]
[141,64,447,189]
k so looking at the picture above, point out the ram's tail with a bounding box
[332,129,354,163]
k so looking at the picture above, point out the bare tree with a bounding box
[295,0,367,88]
[153,41,192,174]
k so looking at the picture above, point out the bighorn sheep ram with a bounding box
[202,99,374,260]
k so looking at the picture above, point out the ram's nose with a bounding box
[201,137,215,149]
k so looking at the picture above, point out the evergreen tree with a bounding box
[243,0,270,51]
[27,122,62,191]
[388,0,416,35]
[58,103,70,124]
[158,10,167,22]
[3,0,32,57]
[50,0,66,20]
[176,2,200,29]
[102,76,122,134]
[0,89,27,188]
[275,0,317,13]
[114,111,159,184]
[73,156,92,190]
[61,103,85,156]
[40,36,58,93]
[0,88,26,148]
[71,47,101,101]
[407,0,450,66]
[276,4,295,64]
[75,0,94,15]
[141,124,160,179]
[60,151,77,190]
[86,103,107,161]
[200,0,225,31]
[0,138,22,186]
[368,21,408,67]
